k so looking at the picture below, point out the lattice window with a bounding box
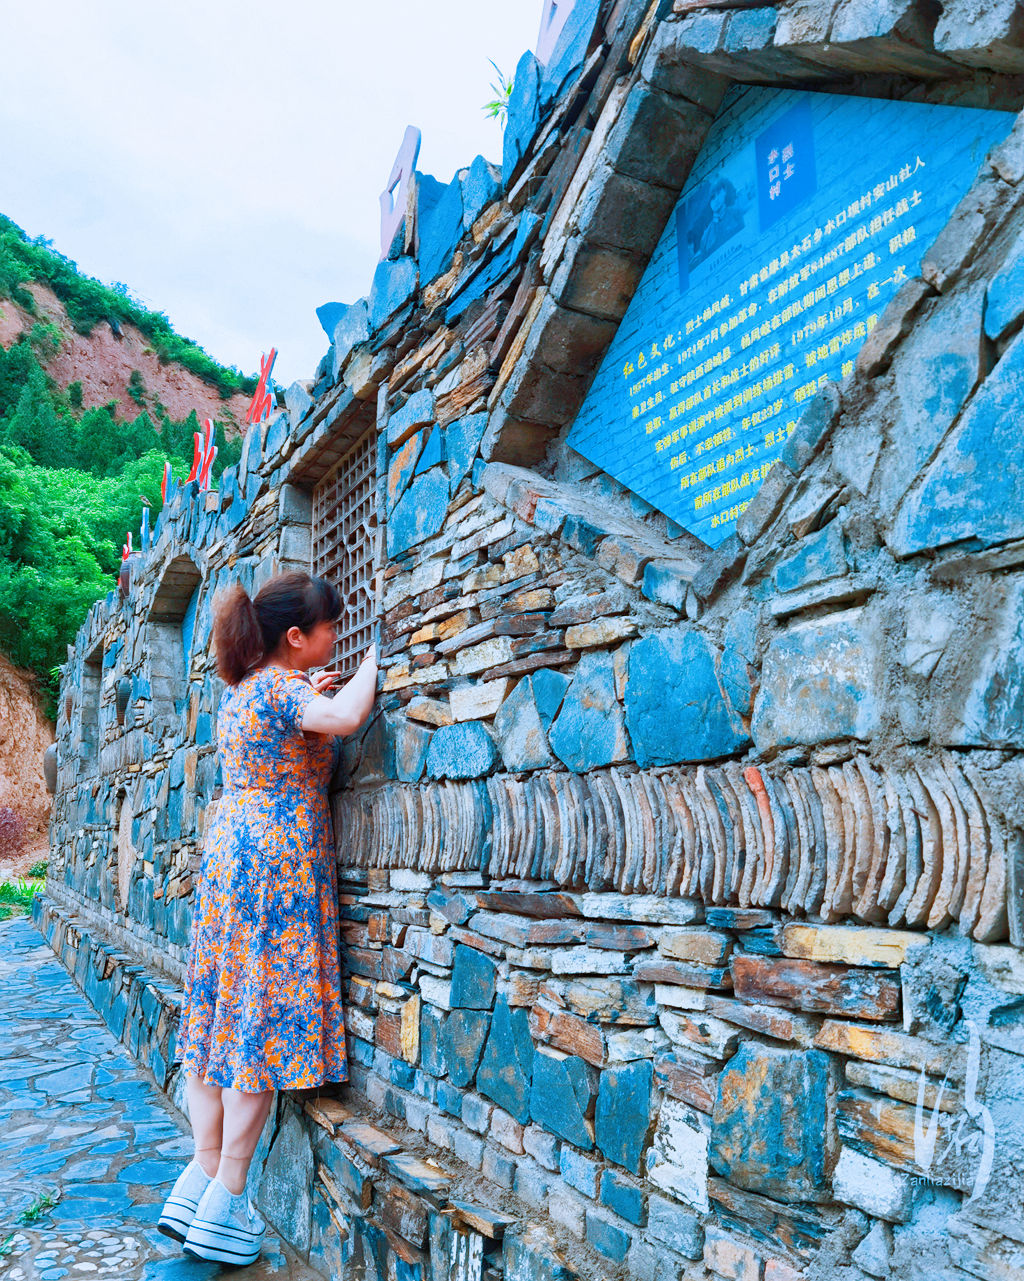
[312,425,379,677]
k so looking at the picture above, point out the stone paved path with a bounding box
[0,915,321,1281]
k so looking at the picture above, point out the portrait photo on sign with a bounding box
[676,176,748,289]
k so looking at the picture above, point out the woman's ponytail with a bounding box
[212,572,342,685]
[213,584,265,685]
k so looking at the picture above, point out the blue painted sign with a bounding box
[567,87,1014,547]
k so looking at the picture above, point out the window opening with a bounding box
[312,425,379,678]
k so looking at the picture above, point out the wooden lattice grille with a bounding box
[312,426,378,677]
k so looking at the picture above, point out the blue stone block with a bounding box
[646,1194,703,1257]
[426,886,473,925]
[348,1037,374,1066]
[387,468,450,558]
[450,946,497,1010]
[559,1143,601,1197]
[285,380,313,425]
[441,1009,491,1088]
[414,426,446,476]
[169,750,185,788]
[445,242,518,323]
[388,389,435,447]
[332,299,371,369]
[461,155,500,230]
[949,578,1024,748]
[891,323,1024,556]
[445,412,488,492]
[595,1061,653,1175]
[477,997,533,1123]
[387,429,424,515]
[389,1057,416,1090]
[778,383,838,474]
[530,1051,595,1150]
[394,718,432,783]
[751,607,882,749]
[315,301,347,341]
[194,713,213,747]
[166,787,184,841]
[414,1070,438,1102]
[415,172,446,254]
[549,652,629,773]
[502,50,541,185]
[710,1045,836,1201]
[419,177,464,283]
[625,629,750,768]
[585,1210,632,1263]
[562,512,606,558]
[437,1077,465,1118]
[493,677,554,772]
[425,721,497,780]
[772,520,847,595]
[599,1169,647,1226]
[540,0,601,104]
[531,668,571,730]
[264,411,289,459]
[986,226,1024,340]
[881,285,984,511]
[369,256,418,331]
[641,561,688,611]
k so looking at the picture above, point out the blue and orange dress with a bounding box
[177,665,348,1092]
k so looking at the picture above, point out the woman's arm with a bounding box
[300,648,378,737]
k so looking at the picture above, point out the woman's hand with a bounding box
[301,647,378,737]
[310,669,341,695]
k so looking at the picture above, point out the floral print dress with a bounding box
[177,665,348,1092]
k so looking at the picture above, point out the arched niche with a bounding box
[147,555,203,731]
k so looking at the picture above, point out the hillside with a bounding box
[0,652,52,874]
[0,214,263,837]
[0,281,252,428]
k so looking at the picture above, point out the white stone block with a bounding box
[833,1145,915,1223]
[647,1099,710,1213]
[575,893,704,924]
[419,975,452,1010]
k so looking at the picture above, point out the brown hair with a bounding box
[213,571,342,685]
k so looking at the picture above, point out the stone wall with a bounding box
[44,2,1024,1279]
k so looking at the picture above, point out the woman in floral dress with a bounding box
[159,570,377,1265]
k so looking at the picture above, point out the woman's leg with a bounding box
[186,1072,224,1178]
[217,1088,275,1195]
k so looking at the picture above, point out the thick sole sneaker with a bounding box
[183,1213,266,1265]
[157,1192,201,1243]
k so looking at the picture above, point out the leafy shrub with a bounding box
[28,859,48,877]
[127,369,146,406]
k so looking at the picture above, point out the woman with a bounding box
[157,570,377,1266]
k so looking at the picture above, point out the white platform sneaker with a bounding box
[157,1158,212,1242]
[183,1175,266,1265]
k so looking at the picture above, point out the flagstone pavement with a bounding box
[0,914,321,1281]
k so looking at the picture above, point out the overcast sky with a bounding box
[1,1,540,387]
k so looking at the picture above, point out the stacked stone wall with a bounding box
[43,2,1024,1278]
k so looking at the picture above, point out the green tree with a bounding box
[0,361,74,470]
